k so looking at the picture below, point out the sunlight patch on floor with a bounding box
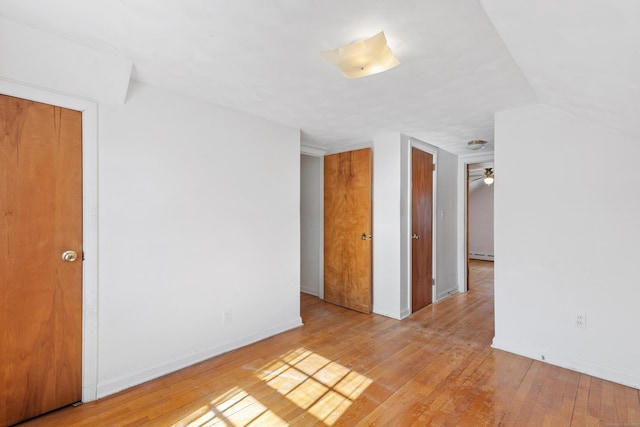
[173,387,286,427]
[173,347,371,426]
[258,347,372,425]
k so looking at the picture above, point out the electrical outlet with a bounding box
[223,309,232,324]
[575,313,586,329]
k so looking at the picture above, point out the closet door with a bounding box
[411,147,434,312]
[324,148,372,314]
[1,94,83,426]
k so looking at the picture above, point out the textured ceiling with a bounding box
[0,1,636,154]
[482,0,640,141]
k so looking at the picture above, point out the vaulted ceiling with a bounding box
[0,0,637,154]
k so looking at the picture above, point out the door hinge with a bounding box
[432,278,436,286]
[432,163,436,172]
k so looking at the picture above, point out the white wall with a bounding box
[373,134,403,318]
[435,149,458,300]
[97,81,302,396]
[468,182,494,260]
[493,103,640,388]
[300,155,322,296]
[375,134,459,318]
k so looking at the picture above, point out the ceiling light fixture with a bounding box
[484,168,494,185]
[467,140,487,151]
[322,31,399,79]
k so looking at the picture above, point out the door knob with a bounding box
[62,250,78,262]
[361,233,372,241]
[412,233,420,240]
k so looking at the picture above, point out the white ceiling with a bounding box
[483,0,640,141]
[0,0,637,154]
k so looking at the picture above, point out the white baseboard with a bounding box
[436,288,459,302]
[300,287,318,297]
[492,337,640,390]
[373,305,402,320]
[469,253,494,261]
[96,317,303,398]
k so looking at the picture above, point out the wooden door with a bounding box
[0,94,83,426]
[324,148,372,314]
[411,148,434,312]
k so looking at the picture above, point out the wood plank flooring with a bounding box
[18,260,640,426]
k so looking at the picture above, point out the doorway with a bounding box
[465,162,495,290]
[457,153,494,292]
[300,154,323,297]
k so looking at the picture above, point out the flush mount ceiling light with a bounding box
[322,31,399,79]
[466,140,487,151]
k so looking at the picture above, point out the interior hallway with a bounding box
[18,260,640,426]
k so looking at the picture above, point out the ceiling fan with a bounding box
[470,168,494,185]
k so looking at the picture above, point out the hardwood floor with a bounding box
[19,260,640,426]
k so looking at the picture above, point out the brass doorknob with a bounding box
[62,250,78,262]
[412,233,420,240]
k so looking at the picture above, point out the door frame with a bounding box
[402,136,438,318]
[0,79,99,402]
[457,151,494,293]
